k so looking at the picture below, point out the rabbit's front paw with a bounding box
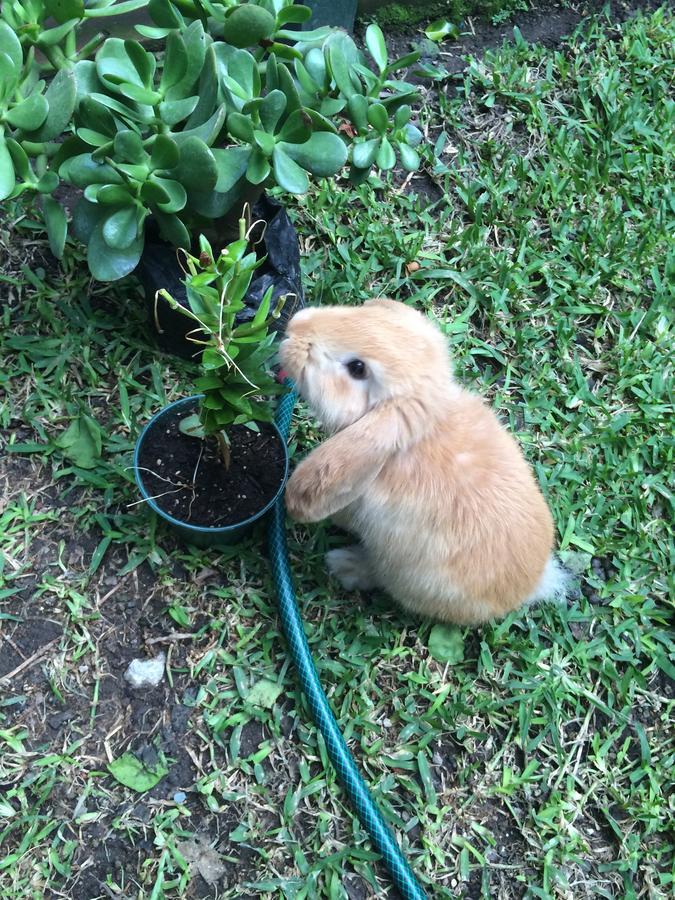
[285,462,325,522]
[326,545,378,591]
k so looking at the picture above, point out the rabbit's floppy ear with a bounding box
[285,400,416,523]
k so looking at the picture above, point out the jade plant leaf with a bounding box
[272,146,309,194]
[275,65,302,116]
[427,624,465,665]
[280,132,347,176]
[44,0,84,24]
[114,129,144,160]
[221,5,275,49]
[0,22,23,69]
[304,47,327,86]
[60,153,122,187]
[147,0,183,29]
[25,68,77,142]
[227,112,255,143]
[184,43,217,127]
[155,210,190,247]
[85,0,149,15]
[398,142,420,172]
[246,149,270,185]
[159,96,199,126]
[253,131,275,157]
[260,89,286,133]
[169,135,217,190]
[376,136,396,170]
[118,83,162,105]
[405,123,423,147]
[71,197,105,243]
[351,141,377,170]
[0,133,16,201]
[367,102,388,134]
[6,95,49,132]
[140,179,170,204]
[0,53,18,104]
[221,49,261,105]
[43,196,68,259]
[96,184,133,206]
[96,184,132,205]
[108,751,168,792]
[136,24,172,39]
[96,38,144,88]
[327,35,361,99]
[6,138,32,183]
[365,23,387,73]
[88,219,144,281]
[277,5,312,26]
[347,94,368,132]
[102,206,139,250]
[276,109,312,144]
[174,104,227,146]
[160,32,188,93]
[150,134,180,170]
[38,19,78,48]
[212,146,250,192]
[151,176,187,213]
[36,171,59,194]
[125,38,156,87]
[168,21,207,100]
[74,61,102,101]
[78,128,111,148]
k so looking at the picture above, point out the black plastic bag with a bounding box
[300,0,357,32]
[135,195,304,360]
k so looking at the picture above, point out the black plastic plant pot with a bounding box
[134,396,289,548]
[135,195,304,361]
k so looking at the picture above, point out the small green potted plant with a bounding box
[133,216,289,545]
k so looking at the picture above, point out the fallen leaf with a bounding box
[55,414,102,469]
[245,678,283,709]
[425,19,460,43]
[338,121,357,137]
[108,751,168,792]
[177,837,226,885]
[428,624,465,664]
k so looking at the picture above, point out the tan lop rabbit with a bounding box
[280,299,569,625]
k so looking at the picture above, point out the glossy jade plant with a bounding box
[0,1,148,255]
[156,216,287,468]
[4,0,426,281]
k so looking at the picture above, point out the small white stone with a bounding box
[124,652,166,688]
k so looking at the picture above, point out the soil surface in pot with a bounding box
[138,405,286,527]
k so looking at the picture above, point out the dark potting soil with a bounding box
[137,405,286,527]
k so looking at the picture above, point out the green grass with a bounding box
[360,0,530,33]
[1,7,674,899]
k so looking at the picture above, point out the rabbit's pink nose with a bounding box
[276,368,288,384]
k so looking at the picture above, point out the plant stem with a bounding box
[73,32,107,63]
[39,43,69,71]
[217,432,231,470]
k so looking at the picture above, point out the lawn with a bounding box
[1,5,673,899]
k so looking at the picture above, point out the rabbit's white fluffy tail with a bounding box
[527,555,574,606]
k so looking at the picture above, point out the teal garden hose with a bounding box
[269,387,428,900]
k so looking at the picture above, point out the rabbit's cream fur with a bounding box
[280,299,568,625]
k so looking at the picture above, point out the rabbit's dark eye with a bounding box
[346,359,367,380]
